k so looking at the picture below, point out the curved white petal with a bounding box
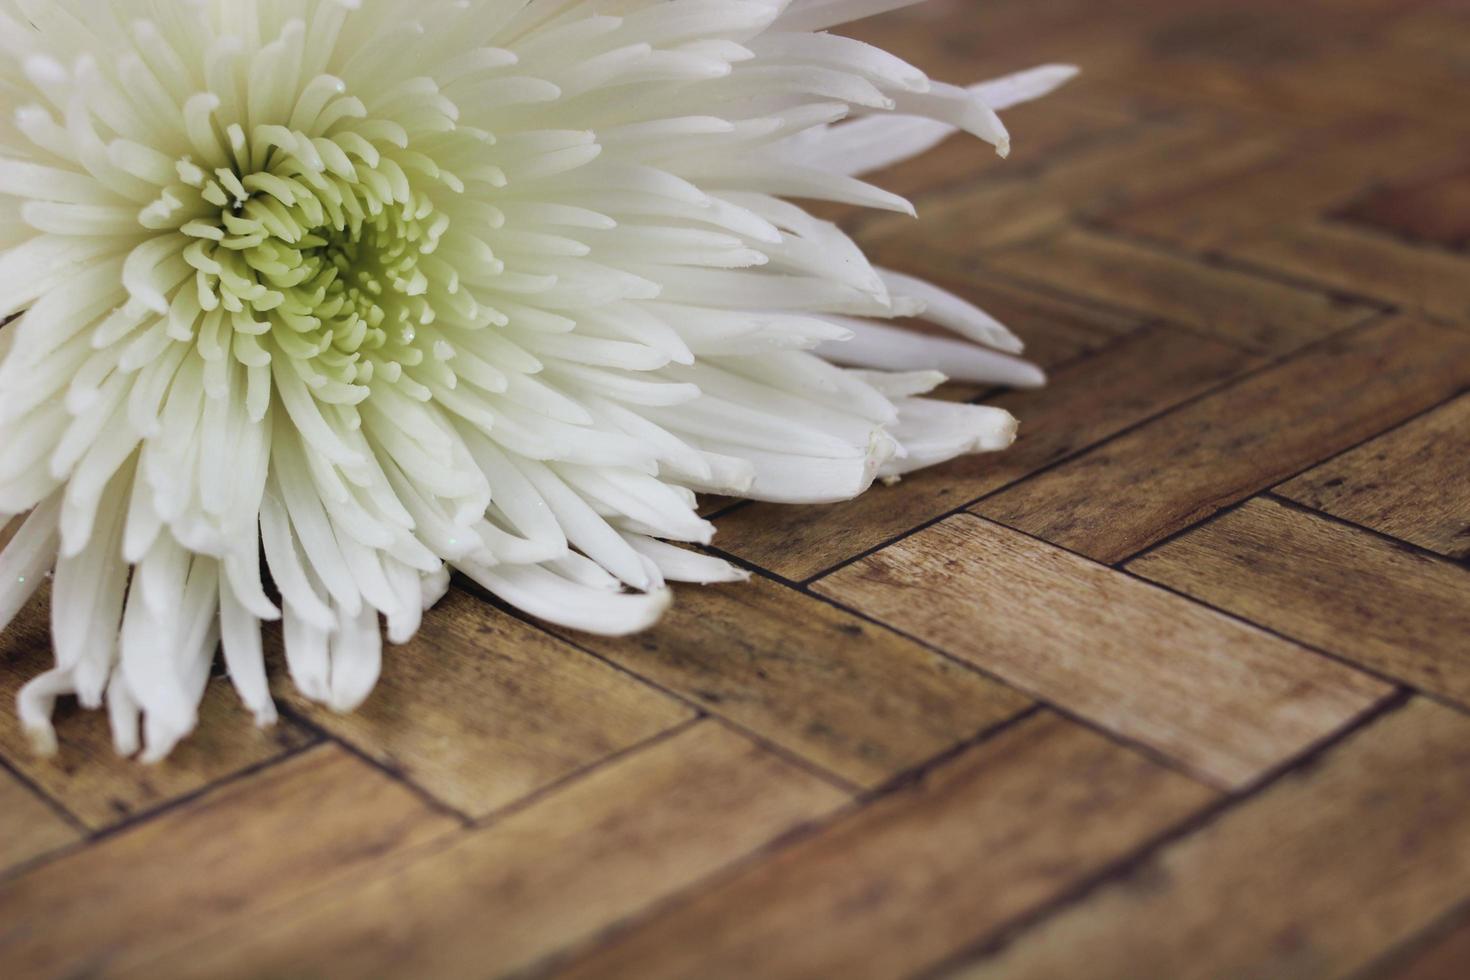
[0,0,1067,759]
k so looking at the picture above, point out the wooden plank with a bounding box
[975,316,1470,563]
[1109,43,1470,133]
[984,227,1374,355]
[1279,395,1470,559]
[557,575,1029,789]
[549,712,1214,980]
[132,722,847,979]
[0,744,458,978]
[1375,913,1470,980]
[275,585,693,819]
[1128,497,1470,706]
[1225,219,1470,321]
[815,515,1389,789]
[947,699,1470,980]
[860,113,1283,258]
[0,588,314,831]
[1109,116,1466,251]
[716,324,1257,581]
[1341,166,1470,250]
[0,769,78,875]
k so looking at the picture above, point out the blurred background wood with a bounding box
[5,1,1470,976]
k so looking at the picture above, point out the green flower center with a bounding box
[173,148,458,402]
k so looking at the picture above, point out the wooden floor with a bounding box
[6,0,1470,976]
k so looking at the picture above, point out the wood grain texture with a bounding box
[947,699,1470,980]
[276,586,691,818]
[1129,497,1470,706]
[5,2,1470,974]
[816,514,1389,789]
[976,316,1470,563]
[0,770,77,875]
[131,722,846,979]
[1343,165,1470,250]
[0,590,313,830]
[1225,219,1470,321]
[1107,116,1467,251]
[861,112,1283,261]
[550,712,1214,980]
[554,575,1029,789]
[985,226,1374,354]
[1279,395,1470,559]
[717,325,1256,581]
[0,744,458,978]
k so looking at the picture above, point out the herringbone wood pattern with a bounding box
[5,1,1470,977]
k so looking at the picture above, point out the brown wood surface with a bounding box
[948,699,1470,980]
[816,515,1389,789]
[4,1,1470,977]
[1279,395,1470,560]
[1128,497,1470,707]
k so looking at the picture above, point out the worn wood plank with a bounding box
[0,589,313,831]
[717,325,1257,581]
[1375,912,1470,980]
[816,514,1389,788]
[976,316,1470,563]
[1108,116,1467,250]
[1279,395,1470,560]
[1110,43,1470,132]
[1225,219,1470,321]
[947,699,1470,980]
[5,4,1470,974]
[984,227,1374,355]
[860,113,1283,259]
[132,721,846,979]
[549,712,1214,980]
[0,770,78,876]
[1128,497,1470,705]
[556,575,1029,789]
[1341,165,1470,250]
[275,585,692,819]
[0,744,458,978]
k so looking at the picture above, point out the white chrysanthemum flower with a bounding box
[0,0,1073,760]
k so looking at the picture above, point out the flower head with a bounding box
[0,0,1073,760]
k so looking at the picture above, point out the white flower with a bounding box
[0,0,1073,760]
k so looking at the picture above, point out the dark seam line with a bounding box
[274,704,475,828]
[1113,381,1469,568]
[760,553,1227,790]
[1264,489,1470,570]
[0,735,323,886]
[469,715,706,831]
[452,574,863,798]
[0,751,88,834]
[787,307,1377,586]
[1076,215,1401,310]
[1350,891,1470,980]
[789,509,1433,775]
[914,690,1414,980]
[515,706,1047,980]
